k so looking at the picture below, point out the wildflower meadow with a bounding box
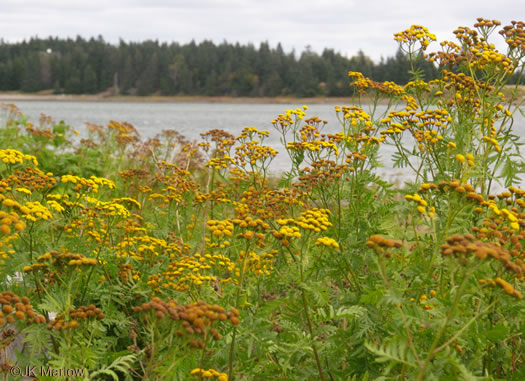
[0,19,524,380]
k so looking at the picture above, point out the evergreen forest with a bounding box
[0,36,439,97]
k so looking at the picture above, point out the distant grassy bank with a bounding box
[1,85,524,104]
[0,91,361,104]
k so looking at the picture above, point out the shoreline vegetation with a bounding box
[0,91,377,104]
[1,85,524,104]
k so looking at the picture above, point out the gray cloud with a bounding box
[0,0,521,61]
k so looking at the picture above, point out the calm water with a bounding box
[3,101,524,187]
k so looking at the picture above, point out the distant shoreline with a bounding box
[0,92,365,105]
[1,86,523,105]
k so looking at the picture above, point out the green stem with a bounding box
[376,256,421,367]
[416,266,471,380]
[79,226,111,305]
[299,240,326,381]
[432,301,495,355]
[228,242,250,381]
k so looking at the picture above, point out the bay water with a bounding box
[3,100,524,188]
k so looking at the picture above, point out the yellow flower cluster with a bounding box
[381,109,450,152]
[348,72,404,96]
[68,257,98,266]
[199,129,235,158]
[479,277,521,300]
[405,193,435,218]
[299,209,332,231]
[482,136,502,153]
[508,186,525,198]
[113,235,168,260]
[90,176,116,189]
[284,108,306,120]
[83,196,130,218]
[288,141,339,156]
[276,209,332,235]
[190,368,228,381]
[316,237,339,249]
[271,108,307,135]
[404,80,431,93]
[207,219,234,238]
[47,200,65,213]
[382,81,404,96]
[298,124,320,142]
[402,95,419,111]
[468,43,513,72]
[337,106,374,129]
[108,120,137,134]
[416,294,434,311]
[112,197,141,210]
[455,153,475,168]
[276,224,301,239]
[272,113,294,131]
[237,126,270,140]
[0,233,17,260]
[20,201,53,221]
[235,140,278,167]
[240,249,276,275]
[380,115,412,133]
[206,156,234,170]
[410,129,441,152]
[148,251,237,292]
[15,187,31,195]
[61,175,115,193]
[231,214,270,230]
[149,188,183,204]
[356,135,384,146]
[443,25,516,77]
[394,24,437,49]
[0,149,38,166]
[496,206,520,231]
[148,258,216,291]
[0,210,25,235]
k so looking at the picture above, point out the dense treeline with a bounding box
[0,36,440,96]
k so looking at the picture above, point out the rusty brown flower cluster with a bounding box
[133,299,240,348]
[366,234,403,258]
[499,21,525,52]
[0,292,45,326]
[47,305,105,331]
[479,277,521,299]
[23,250,97,273]
[295,160,349,194]
[441,234,524,280]
[5,167,56,192]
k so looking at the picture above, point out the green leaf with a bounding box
[482,323,509,341]
[364,339,417,369]
[360,288,384,305]
[88,353,136,381]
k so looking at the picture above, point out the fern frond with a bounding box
[88,353,137,381]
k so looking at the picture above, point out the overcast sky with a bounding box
[1,0,522,62]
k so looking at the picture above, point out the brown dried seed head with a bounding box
[2,305,13,314]
[15,311,25,320]
[230,316,240,325]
